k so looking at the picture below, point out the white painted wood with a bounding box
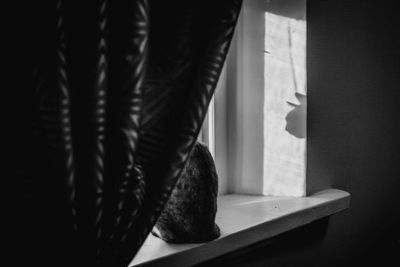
[263,4,307,196]
[214,65,229,195]
[214,0,307,196]
[129,189,350,267]
[226,0,265,194]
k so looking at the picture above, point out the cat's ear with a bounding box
[286,101,299,108]
[295,92,306,105]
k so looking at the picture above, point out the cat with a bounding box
[152,141,220,243]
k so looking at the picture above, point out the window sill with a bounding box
[129,189,350,267]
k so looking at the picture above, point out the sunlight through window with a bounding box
[263,12,307,196]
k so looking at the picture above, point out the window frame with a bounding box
[210,0,307,196]
[210,0,266,195]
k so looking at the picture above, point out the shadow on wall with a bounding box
[285,92,306,139]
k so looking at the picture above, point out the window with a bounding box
[211,0,307,197]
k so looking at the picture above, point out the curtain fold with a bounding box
[9,0,242,266]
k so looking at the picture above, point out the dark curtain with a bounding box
[4,0,242,267]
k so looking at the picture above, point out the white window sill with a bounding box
[129,189,350,267]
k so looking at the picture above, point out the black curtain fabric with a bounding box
[4,0,242,267]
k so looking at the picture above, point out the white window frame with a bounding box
[210,0,307,196]
[207,0,265,195]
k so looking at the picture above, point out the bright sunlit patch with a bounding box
[263,12,306,196]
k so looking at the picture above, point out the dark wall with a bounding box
[205,0,400,266]
[306,0,400,265]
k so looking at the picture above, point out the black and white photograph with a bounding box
[4,0,400,266]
